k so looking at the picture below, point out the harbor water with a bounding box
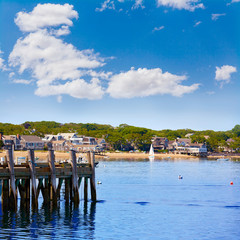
[0,158,240,240]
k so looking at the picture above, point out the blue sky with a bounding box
[0,0,239,131]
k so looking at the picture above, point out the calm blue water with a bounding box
[0,159,240,240]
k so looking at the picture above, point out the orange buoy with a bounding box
[230,181,233,185]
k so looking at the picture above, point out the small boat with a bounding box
[149,144,154,161]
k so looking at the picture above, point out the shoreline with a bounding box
[0,151,239,160]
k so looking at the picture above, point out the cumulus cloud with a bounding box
[15,3,78,32]
[9,4,106,100]
[215,65,237,87]
[211,13,226,21]
[107,67,199,98]
[152,26,165,32]
[35,78,104,100]
[9,30,105,86]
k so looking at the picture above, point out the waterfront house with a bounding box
[96,138,107,149]
[57,133,78,141]
[82,137,97,145]
[51,140,66,151]
[151,137,169,150]
[20,135,44,150]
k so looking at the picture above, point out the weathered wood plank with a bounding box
[70,150,79,204]
[28,149,38,205]
[6,148,17,207]
[89,152,97,201]
[48,149,57,193]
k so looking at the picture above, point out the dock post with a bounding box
[70,150,79,204]
[28,149,38,206]
[2,179,9,209]
[48,149,57,202]
[89,152,97,202]
[84,177,88,202]
[6,148,17,209]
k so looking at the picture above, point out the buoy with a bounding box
[230,181,233,185]
[178,175,183,179]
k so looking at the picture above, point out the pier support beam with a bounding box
[89,152,97,202]
[48,149,57,204]
[6,148,17,209]
[2,179,9,209]
[70,150,79,204]
[28,149,38,206]
[84,177,88,202]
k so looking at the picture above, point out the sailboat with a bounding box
[149,144,154,161]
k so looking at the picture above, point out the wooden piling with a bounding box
[89,152,97,201]
[28,149,38,206]
[2,179,9,209]
[84,177,88,202]
[70,150,79,204]
[6,148,17,208]
[48,149,57,194]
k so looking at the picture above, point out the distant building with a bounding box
[57,133,78,141]
[20,135,44,150]
[151,137,169,150]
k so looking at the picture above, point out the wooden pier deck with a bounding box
[0,148,97,210]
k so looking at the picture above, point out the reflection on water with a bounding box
[0,200,96,239]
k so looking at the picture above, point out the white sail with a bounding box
[149,144,154,161]
[149,144,154,156]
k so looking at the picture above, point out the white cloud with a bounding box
[35,78,104,100]
[211,13,226,21]
[15,3,78,32]
[96,0,116,12]
[9,72,15,78]
[132,0,145,9]
[0,57,4,70]
[156,0,204,11]
[9,30,105,86]
[215,65,237,87]
[13,79,33,84]
[194,21,202,27]
[9,4,106,101]
[153,26,165,32]
[231,0,240,3]
[107,67,199,98]
[0,50,6,71]
[50,26,71,36]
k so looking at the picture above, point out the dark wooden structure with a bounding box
[0,147,97,210]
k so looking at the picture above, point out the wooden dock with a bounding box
[0,147,97,210]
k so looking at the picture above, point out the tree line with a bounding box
[0,122,240,152]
